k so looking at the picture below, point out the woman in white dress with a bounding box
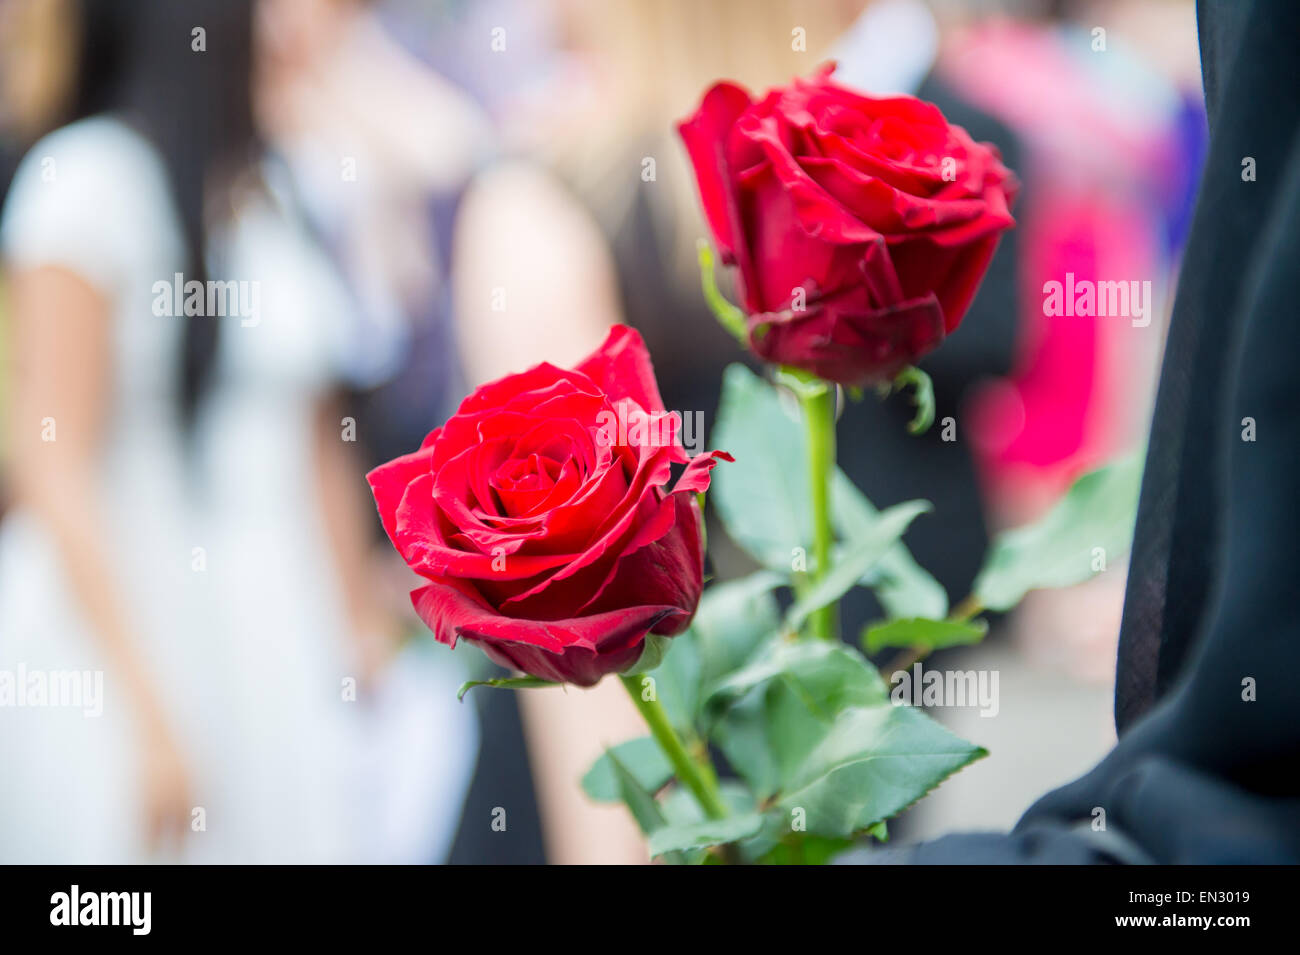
[0,106,199,860]
[0,0,474,862]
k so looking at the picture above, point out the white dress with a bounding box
[0,116,475,863]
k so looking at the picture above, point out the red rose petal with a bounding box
[411,581,678,687]
[575,325,669,416]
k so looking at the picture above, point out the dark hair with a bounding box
[71,0,257,422]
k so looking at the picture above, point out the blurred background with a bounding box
[0,0,1204,863]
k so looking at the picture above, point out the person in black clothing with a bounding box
[848,0,1300,864]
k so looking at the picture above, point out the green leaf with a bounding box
[705,639,889,799]
[604,749,669,838]
[692,571,783,689]
[775,704,986,838]
[457,676,557,701]
[862,617,988,655]
[831,471,948,619]
[658,782,759,864]
[704,639,889,718]
[973,453,1143,611]
[624,632,672,675]
[659,780,757,823]
[697,240,749,347]
[761,835,855,865]
[892,365,935,435]
[711,365,945,623]
[705,638,984,837]
[711,364,814,572]
[705,692,784,800]
[647,812,766,859]
[784,500,931,633]
[581,737,674,803]
[628,574,781,737]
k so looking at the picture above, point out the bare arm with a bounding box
[518,681,651,865]
[452,160,619,382]
[452,160,647,863]
[4,264,190,846]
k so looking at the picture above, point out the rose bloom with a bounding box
[367,326,730,686]
[679,64,1017,386]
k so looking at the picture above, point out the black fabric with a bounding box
[1112,0,1298,733]
[846,0,1300,865]
[446,686,547,864]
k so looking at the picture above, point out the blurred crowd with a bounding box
[0,0,1204,863]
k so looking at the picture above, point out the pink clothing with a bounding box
[940,21,1201,516]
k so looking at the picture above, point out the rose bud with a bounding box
[367,325,730,686]
[679,64,1017,386]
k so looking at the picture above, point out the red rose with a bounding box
[679,64,1017,386]
[367,326,730,686]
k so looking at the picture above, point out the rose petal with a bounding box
[366,442,435,545]
[411,581,677,686]
[575,325,669,416]
[677,81,754,266]
[673,449,735,495]
[576,491,706,633]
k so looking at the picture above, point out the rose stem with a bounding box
[948,593,984,624]
[619,674,729,820]
[802,385,838,641]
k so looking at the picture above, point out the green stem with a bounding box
[802,386,838,641]
[620,675,728,820]
[696,240,749,347]
[948,594,984,624]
